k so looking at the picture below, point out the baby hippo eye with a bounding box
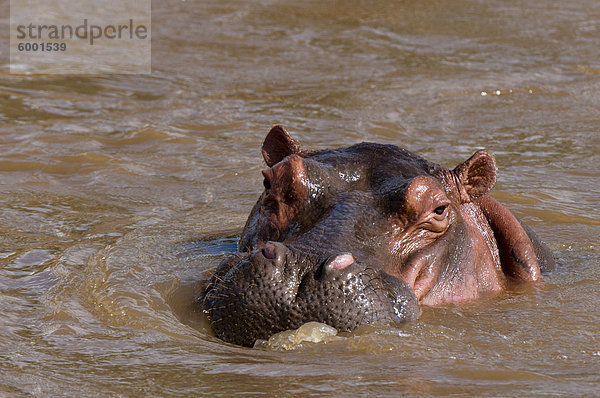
[433,205,447,215]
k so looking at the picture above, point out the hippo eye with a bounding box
[263,178,271,190]
[433,205,447,215]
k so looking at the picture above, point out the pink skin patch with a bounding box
[329,253,355,270]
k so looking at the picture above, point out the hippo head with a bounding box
[200,125,552,347]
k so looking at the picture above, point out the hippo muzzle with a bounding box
[199,125,554,347]
[202,242,419,347]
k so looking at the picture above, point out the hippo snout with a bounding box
[201,242,419,347]
[262,241,355,275]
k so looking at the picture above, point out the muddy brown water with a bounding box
[1,0,599,396]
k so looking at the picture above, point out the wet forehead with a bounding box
[303,143,445,188]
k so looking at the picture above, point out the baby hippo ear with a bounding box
[453,150,497,201]
[261,125,302,167]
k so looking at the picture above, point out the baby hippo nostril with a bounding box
[328,253,355,270]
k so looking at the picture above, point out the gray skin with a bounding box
[200,125,554,347]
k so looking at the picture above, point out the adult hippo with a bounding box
[199,125,554,347]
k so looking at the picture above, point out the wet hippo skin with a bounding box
[199,125,555,347]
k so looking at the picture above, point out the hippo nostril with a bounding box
[262,242,277,259]
[315,253,355,279]
[328,253,355,270]
[260,241,286,266]
[313,253,355,280]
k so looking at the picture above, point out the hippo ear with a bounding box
[261,125,302,167]
[453,150,497,201]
